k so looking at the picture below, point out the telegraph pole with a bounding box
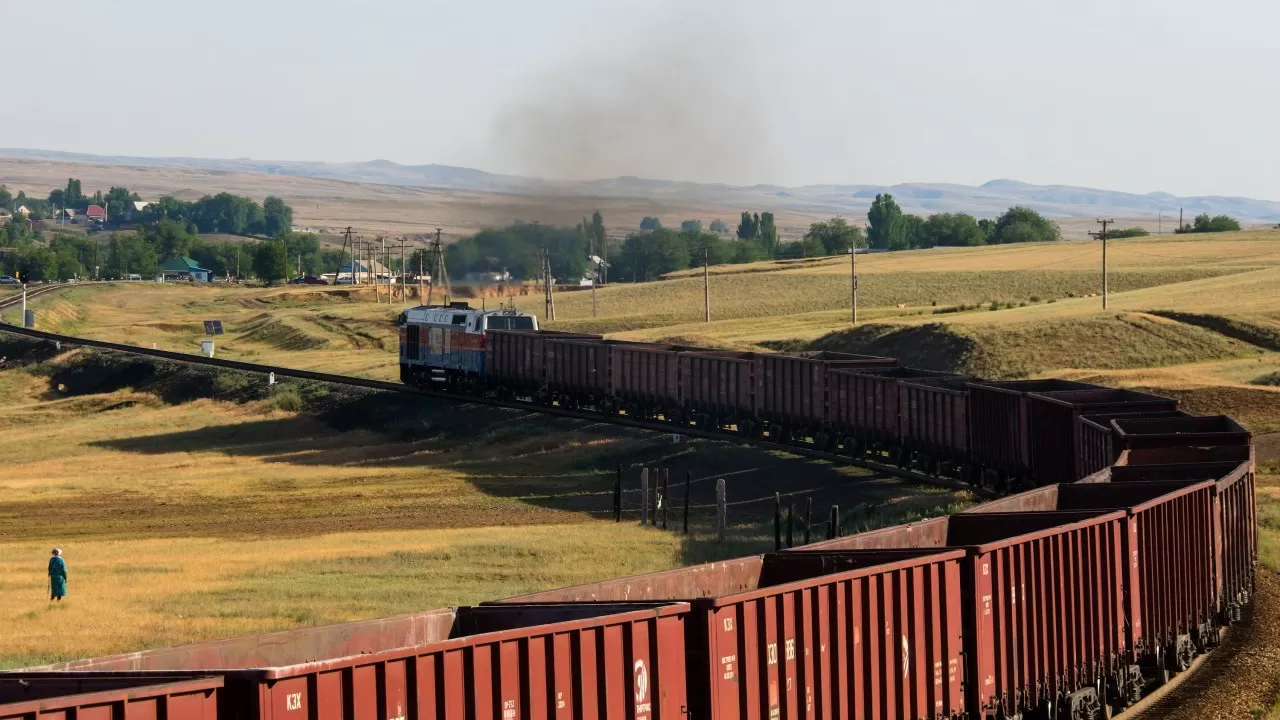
[542,247,556,321]
[1089,218,1114,310]
[850,244,858,325]
[703,247,710,322]
[338,226,355,285]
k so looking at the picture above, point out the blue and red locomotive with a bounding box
[397,302,537,385]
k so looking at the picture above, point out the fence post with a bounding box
[640,468,649,525]
[831,504,841,538]
[786,500,794,548]
[662,469,669,530]
[614,465,622,522]
[683,471,691,536]
[804,497,812,545]
[716,478,726,544]
[774,493,782,552]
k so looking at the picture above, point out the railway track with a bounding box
[0,300,986,496]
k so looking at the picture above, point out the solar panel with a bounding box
[204,320,224,335]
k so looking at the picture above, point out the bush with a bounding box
[268,385,303,412]
[1107,227,1150,239]
[1029,295,1042,303]
[1250,372,1280,387]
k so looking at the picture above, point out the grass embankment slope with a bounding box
[0,340,962,667]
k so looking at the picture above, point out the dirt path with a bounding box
[1130,570,1280,719]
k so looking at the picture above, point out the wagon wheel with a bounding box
[1155,646,1172,686]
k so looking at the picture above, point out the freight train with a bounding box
[395,309,1220,491]
[1,309,1258,720]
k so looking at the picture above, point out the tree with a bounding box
[48,189,66,209]
[640,216,662,231]
[758,212,778,255]
[709,219,728,234]
[737,211,758,240]
[104,186,141,221]
[64,179,85,209]
[0,185,11,210]
[804,217,865,255]
[1176,213,1241,234]
[898,214,926,250]
[253,240,288,282]
[140,219,196,260]
[262,196,293,236]
[105,232,158,278]
[680,219,703,233]
[989,206,1061,244]
[589,211,606,252]
[866,193,905,250]
[922,213,988,247]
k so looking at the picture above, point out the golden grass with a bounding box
[0,525,680,668]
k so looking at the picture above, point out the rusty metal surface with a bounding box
[700,550,966,720]
[801,510,1128,718]
[963,481,1218,663]
[0,676,222,720]
[608,342,690,412]
[1076,411,1189,480]
[485,330,600,391]
[1113,415,1252,451]
[828,367,956,447]
[1026,388,1178,484]
[679,350,756,421]
[755,351,895,431]
[497,557,766,603]
[965,379,1101,479]
[899,376,972,463]
[545,336,610,397]
[24,605,690,720]
[502,548,966,720]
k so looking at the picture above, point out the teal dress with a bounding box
[48,556,67,598]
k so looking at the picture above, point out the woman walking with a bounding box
[48,548,67,602]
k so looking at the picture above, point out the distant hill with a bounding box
[3,148,1279,221]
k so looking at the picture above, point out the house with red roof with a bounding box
[85,205,107,223]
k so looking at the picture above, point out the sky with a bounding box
[5,0,1279,198]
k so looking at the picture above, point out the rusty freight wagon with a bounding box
[23,604,689,720]
[753,351,896,445]
[1107,459,1258,624]
[962,480,1219,695]
[1024,388,1178,485]
[498,550,967,720]
[543,335,615,410]
[679,350,757,432]
[828,367,957,458]
[484,330,600,399]
[1076,411,1190,480]
[1,675,222,720]
[899,376,973,477]
[800,510,1129,720]
[965,379,1102,487]
[608,342,707,422]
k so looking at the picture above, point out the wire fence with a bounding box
[608,465,963,551]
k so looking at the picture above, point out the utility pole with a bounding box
[1089,218,1113,310]
[703,247,710,322]
[850,244,858,325]
[338,226,355,285]
[1179,207,1183,233]
[1158,212,1162,235]
[394,238,408,303]
[542,247,556,321]
[417,241,425,304]
[425,229,449,307]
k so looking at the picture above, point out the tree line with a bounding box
[1,179,293,236]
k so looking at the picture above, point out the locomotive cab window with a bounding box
[451,314,467,326]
